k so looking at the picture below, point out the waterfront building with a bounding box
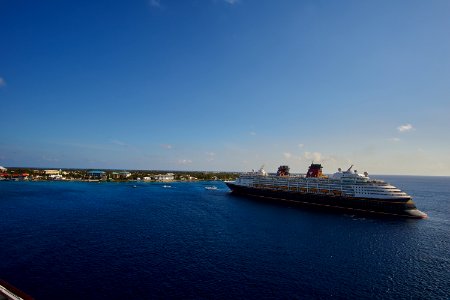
[44,170,60,175]
[49,174,64,180]
[10,173,29,180]
[110,171,132,180]
[180,175,197,181]
[87,170,107,180]
[0,167,8,180]
[154,173,175,181]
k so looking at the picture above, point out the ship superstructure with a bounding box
[226,164,427,218]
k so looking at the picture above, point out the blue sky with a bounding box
[1,0,450,175]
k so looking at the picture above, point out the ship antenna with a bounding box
[347,165,353,172]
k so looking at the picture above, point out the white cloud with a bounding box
[298,144,304,148]
[283,152,292,159]
[224,0,240,4]
[63,142,116,151]
[178,159,192,165]
[397,124,414,132]
[161,144,172,149]
[110,139,127,147]
[0,77,5,87]
[42,156,60,162]
[304,151,322,162]
[388,138,401,142]
[206,152,215,161]
[249,131,256,136]
[149,0,161,8]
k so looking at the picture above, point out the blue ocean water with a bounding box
[0,177,449,299]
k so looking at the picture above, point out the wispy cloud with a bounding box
[282,150,335,164]
[397,124,414,133]
[149,0,161,8]
[206,152,215,161]
[282,152,304,161]
[0,77,5,87]
[283,152,292,159]
[388,137,401,142]
[110,139,127,147]
[63,142,113,151]
[161,144,173,149]
[42,156,60,162]
[298,144,304,148]
[58,140,139,153]
[224,0,240,4]
[304,151,322,162]
[249,131,256,136]
[178,159,192,165]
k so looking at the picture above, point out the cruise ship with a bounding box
[225,164,427,219]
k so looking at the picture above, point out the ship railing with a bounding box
[370,179,385,184]
[253,176,353,195]
[254,181,349,197]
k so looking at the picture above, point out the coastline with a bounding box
[0,167,239,182]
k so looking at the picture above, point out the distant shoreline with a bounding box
[0,167,240,182]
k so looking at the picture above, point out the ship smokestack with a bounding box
[306,163,323,178]
[277,165,290,176]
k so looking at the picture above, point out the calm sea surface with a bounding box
[1,176,449,299]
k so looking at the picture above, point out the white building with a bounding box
[154,173,175,181]
[44,169,60,175]
[49,174,64,180]
[111,171,132,179]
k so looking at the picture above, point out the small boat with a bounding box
[205,186,218,190]
[163,185,172,188]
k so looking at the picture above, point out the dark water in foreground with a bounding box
[0,176,449,299]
